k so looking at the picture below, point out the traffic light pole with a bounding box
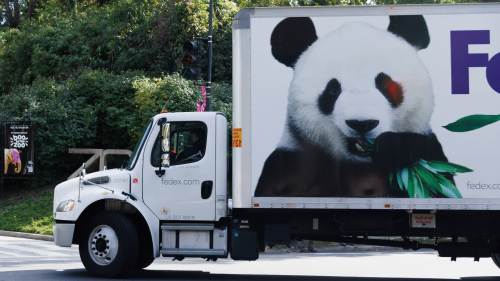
[206,0,214,111]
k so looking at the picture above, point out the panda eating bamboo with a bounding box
[255,15,451,197]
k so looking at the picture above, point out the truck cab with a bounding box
[53,112,229,277]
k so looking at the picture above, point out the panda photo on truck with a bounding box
[255,15,452,198]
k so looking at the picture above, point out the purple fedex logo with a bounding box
[451,30,500,94]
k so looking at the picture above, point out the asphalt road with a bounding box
[1,236,500,281]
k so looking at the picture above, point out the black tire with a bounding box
[136,246,154,270]
[79,212,139,277]
[492,253,500,269]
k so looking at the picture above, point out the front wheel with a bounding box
[136,248,154,270]
[79,213,139,277]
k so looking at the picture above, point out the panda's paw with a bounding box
[373,132,430,171]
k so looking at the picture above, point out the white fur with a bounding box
[277,125,299,150]
[283,22,434,161]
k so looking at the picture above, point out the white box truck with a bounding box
[53,3,500,277]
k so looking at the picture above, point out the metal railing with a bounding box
[67,148,131,179]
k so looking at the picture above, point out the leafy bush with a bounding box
[0,0,234,186]
[0,78,96,181]
[211,82,232,125]
[132,73,199,140]
[130,75,233,143]
[0,0,237,94]
[68,69,139,148]
[0,72,229,182]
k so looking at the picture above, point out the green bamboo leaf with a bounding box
[412,171,423,198]
[401,168,409,189]
[407,168,415,198]
[423,160,473,174]
[443,114,500,132]
[418,159,439,173]
[393,161,468,198]
[414,164,441,196]
[418,178,431,198]
[434,173,462,199]
[395,172,405,191]
[413,168,432,198]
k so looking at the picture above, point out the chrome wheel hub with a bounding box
[88,225,118,266]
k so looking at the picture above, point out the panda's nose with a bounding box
[345,119,379,134]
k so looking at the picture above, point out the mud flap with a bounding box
[230,226,259,261]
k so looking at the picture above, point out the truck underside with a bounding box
[231,208,500,261]
[71,200,500,263]
[62,198,500,277]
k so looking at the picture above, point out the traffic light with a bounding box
[181,40,201,80]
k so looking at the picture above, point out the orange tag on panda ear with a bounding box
[232,128,242,148]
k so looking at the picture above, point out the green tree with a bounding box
[1,0,43,28]
[0,78,96,181]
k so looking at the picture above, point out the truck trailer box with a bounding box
[231,4,500,211]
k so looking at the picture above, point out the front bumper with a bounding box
[53,222,75,247]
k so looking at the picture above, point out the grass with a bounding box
[0,188,54,235]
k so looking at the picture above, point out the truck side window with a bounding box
[151,121,207,167]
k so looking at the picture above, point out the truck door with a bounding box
[142,114,216,221]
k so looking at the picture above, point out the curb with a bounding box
[0,230,54,242]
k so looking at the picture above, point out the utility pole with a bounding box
[206,0,214,111]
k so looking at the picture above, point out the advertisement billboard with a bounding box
[236,7,500,200]
[3,122,35,177]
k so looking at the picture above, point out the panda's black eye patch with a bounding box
[318,78,341,115]
[375,72,403,108]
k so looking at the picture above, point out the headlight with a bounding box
[56,200,76,212]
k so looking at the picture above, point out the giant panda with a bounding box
[254,15,450,197]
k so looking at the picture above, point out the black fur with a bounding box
[346,120,380,135]
[255,127,449,197]
[270,17,318,68]
[388,15,430,50]
[318,79,341,115]
[373,132,448,172]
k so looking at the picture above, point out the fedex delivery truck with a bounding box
[53,3,500,277]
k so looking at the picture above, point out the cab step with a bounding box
[160,223,227,258]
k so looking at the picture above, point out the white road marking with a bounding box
[0,250,24,257]
[0,243,72,257]
[0,236,74,259]
[0,236,499,279]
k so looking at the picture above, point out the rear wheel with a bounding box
[79,213,139,277]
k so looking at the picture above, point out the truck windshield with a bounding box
[126,119,153,170]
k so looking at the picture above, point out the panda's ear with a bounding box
[271,17,318,68]
[388,15,430,50]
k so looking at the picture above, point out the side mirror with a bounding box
[156,118,170,177]
[81,163,86,177]
[160,122,171,168]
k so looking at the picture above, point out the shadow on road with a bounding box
[0,269,499,281]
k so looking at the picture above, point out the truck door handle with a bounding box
[201,181,213,199]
